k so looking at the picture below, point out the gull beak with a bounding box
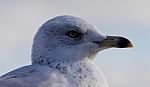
[94,36,133,48]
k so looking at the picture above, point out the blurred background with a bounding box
[0,0,149,87]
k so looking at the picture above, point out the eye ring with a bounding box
[66,30,81,38]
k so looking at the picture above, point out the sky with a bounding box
[0,0,149,87]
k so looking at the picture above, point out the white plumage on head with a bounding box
[32,15,106,65]
[0,15,133,87]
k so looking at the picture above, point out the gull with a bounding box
[0,15,133,87]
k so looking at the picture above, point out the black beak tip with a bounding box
[117,37,133,48]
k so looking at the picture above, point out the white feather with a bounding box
[0,15,109,87]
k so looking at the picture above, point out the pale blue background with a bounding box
[0,0,149,87]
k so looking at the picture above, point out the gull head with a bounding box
[32,15,133,64]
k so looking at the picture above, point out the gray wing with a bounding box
[0,64,69,87]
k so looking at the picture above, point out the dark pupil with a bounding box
[68,30,79,38]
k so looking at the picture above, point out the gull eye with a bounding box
[66,30,81,38]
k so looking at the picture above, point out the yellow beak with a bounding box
[94,36,133,48]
